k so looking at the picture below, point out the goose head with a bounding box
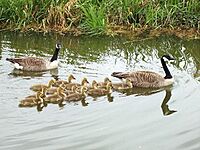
[91,80,98,89]
[162,55,174,62]
[104,77,111,83]
[81,77,89,86]
[47,79,56,87]
[68,74,76,83]
[56,43,62,49]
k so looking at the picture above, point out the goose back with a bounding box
[6,57,47,71]
[112,71,169,88]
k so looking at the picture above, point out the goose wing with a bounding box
[6,57,47,71]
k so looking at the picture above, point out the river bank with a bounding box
[0,0,199,38]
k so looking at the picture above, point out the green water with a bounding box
[0,31,199,150]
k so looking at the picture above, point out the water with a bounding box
[0,31,199,150]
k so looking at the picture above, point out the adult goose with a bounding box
[6,43,61,71]
[111,55,174,88]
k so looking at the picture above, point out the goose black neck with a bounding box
[50,47,60,62]
[161,58,172,79]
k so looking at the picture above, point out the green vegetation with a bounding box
[0,0,199,35]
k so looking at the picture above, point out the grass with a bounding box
[0,0,199,35]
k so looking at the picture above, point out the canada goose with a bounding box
[88,82,113,97]
[64,86,88,102]
[112,78,133,90]
[53,74,76,87]
[87,80,98,90]
[63,86,77,95]
[111,55,175,88]
[25,87,48,99]
[30,79,56,92]
[44,87,67,103]
[64,77,89,90]
[6,43,61,71]
[19,92,44,107]
[46,83,65,95]
[97,77,111,88]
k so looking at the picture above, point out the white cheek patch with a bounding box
[163,57,168,62]
[169,59,175,63]
[14,63,23,70]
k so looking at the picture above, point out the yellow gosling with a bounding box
[112,79,133,90]
[64,77,89,90]
[64,86,88,102]
[88,82,112,97]
[97,77,111,88]
[30,79,56,92]
[53,74,76,87]
[46,83,65,95]
[19,92,44,107]
[26,87,48,99]
[44,87,66,103]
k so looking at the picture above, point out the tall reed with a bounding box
[0,0,199,34]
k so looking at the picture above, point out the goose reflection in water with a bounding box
[8,68,59,79]
[161,89,177,116]
[115,86,177,116]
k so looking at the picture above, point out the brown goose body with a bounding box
[112,71,173,88]
[111,55,174,88]
[6,43,61,71]
[6,57,47,71]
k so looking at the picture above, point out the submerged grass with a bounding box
[0,0,199,36]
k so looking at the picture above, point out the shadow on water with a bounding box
[8,68,59,79]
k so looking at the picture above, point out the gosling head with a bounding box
[104,77,111,83]
[91,80,98,89]
[81,77,89,86]
[48,79,56,87]
[68,74,76,83]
